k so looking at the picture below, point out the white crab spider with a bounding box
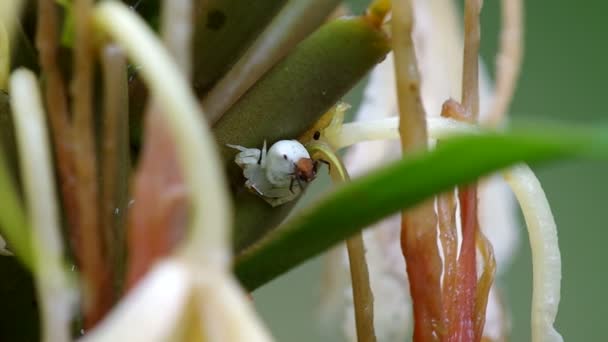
[228,140,320,207]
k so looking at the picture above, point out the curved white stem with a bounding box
[10,69,76,342]
[94,1,231,268]
[324,116,480,150]
[503,166,563,342]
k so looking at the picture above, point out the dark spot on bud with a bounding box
[207,10,227,31]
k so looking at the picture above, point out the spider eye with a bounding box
[313,131,321,140]
[283,154,288,160]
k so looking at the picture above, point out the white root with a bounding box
[324,116,480,150]
[10,69,76,342]
[503,166,563,342]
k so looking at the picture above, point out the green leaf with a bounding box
[234,125,608,290]
[0,91,18,180]
[0,92,33,270]
[0,152,33,270]
[214,17,390,251]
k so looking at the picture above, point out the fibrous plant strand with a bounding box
[484,0,524,127]
[436,102,462,338]
[392,1,444,340]
[36,0,80,255]
[461,0,481,122]
[72,0,113,326]
[100,44,130,294]
[308,141,376,342]
[473,233,496,341]
[448,1,492,340]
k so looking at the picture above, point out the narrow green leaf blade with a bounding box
[234,126,608,290]
[0,92,33,270]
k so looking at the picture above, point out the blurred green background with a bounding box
[253,1,608,341]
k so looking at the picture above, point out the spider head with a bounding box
[294,158,317,183]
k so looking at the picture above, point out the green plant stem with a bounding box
[202,0,341,122]
[0,91,20,192]
[192,0,288,94]
[308,142,376,342]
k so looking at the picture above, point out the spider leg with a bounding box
[250,184,264,196]
[317,159,331,173]
[296,177,304,191]
[289,177,295,194]
[260,140,267,165]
